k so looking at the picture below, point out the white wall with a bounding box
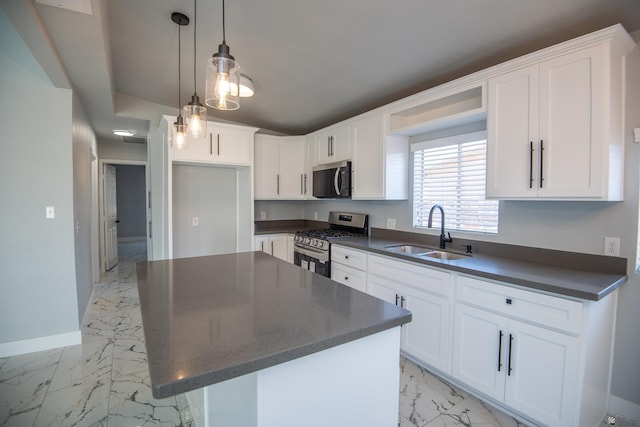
[0,9,80,348]
[255,33,640,410]
[98,138,147,161]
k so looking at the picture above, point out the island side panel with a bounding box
[257,327,402,427]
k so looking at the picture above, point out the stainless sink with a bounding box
[418,250,470,261]
[384,244,470,261]
[384,244,433,255]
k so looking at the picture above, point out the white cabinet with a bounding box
[367,254,452,373]
[331,245,367,292]
[452,274,616,427]
[314,125,350,165]
[171,119,255,166]
[350,115,408,200]
[486,39,630,200]
[254,234,291,262]
[254,135,307,200]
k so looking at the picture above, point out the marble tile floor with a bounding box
[1,241,634,427]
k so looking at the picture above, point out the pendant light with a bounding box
[205,0,241,110]
[183,0,207,138]
[171,12,189,149]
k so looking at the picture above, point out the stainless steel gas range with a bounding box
[293,212,368,277]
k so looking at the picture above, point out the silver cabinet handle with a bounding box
[210,133,213,155]
[334,166,341,195]
[217,134,220,156]
[271,241,274,254]
[300,174,304,195]
[327,136,331,157]
[277,174,280,195]
[261,241,264,252]
[304,174,308,194]
[529,141,534,189]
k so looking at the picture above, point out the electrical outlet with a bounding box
[46,206,55,219]
[192,217,199,227]
[604,237,620,256]
[387,218,396,229]
[314,211,318,220]
[260,211,267,220]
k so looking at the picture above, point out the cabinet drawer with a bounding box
[456,275,583,334]
[368,254,451,297]
[331,245,367,270]
[331,263,367,293]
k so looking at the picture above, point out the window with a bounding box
[412,131,499,234]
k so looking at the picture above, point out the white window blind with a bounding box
[412,131,499,234]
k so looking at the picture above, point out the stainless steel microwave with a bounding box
[312,160,352,198]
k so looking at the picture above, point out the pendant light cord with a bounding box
[193,0,197,91]
[222,0,226,43]
[178,19,181,113]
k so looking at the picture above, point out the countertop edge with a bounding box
[150,312,411,399]
[332,239,628,301]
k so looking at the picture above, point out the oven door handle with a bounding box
[334,166,342,195]
[294,245,328,260]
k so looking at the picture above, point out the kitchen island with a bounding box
[136,251,411,427]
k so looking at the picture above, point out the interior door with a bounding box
[104,164,118,270]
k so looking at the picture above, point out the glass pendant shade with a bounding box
[205,42,240,111]
[183,94,207,138]
[172,115,188,150]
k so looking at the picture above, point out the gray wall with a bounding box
[172,165,238,258]
[98,139,147,161]
[256,34,640,407]
[0,9,80,343]
[72,91,98,326]
[115,165,146,239]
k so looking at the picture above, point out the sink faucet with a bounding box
[427,204,452,249]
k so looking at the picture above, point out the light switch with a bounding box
[192,217,199,226]
[46,206,55,219]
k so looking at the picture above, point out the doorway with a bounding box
[99,160,150,272]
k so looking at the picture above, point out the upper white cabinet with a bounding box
[351,115,408,200]
[314,125,350,165]
[170,119,257,166]
[254,135,307,199]
[486,26,634,200]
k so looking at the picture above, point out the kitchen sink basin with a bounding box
[418,250,470,261]
[384,244,433,255]
[384,244,470,261]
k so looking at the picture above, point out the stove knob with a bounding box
[304,238,311,245]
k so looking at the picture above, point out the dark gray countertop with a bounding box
[334,236,627,301]
[136,251,412,399]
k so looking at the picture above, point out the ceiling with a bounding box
[4,0,640,141]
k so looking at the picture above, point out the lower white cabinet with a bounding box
[453,274,616,427]
[331,246,367,292]
[453,303,579,426]
[254,234,291,262]
[367,254,451,374]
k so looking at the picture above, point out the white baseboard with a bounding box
[609,394,640,425]
[0,330,82,357]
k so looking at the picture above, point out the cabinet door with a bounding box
[172,132,213,162]
[316,125,350,164]
[486,64,539,198]
[213,128,252,165]
[351,116,383,199]
[401,286,451,373]
[255,236,269,253]
[278,137,306,199]
[270,235,288,261]
[452,304,507,401]
[367,274,400,306]
[332,263,366,293]
[504,319,579,427]
[538,46,603,198]
[254,136,280,199]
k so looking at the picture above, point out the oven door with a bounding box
[294,246,330,277]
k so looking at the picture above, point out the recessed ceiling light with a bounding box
[113,129,137,137]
